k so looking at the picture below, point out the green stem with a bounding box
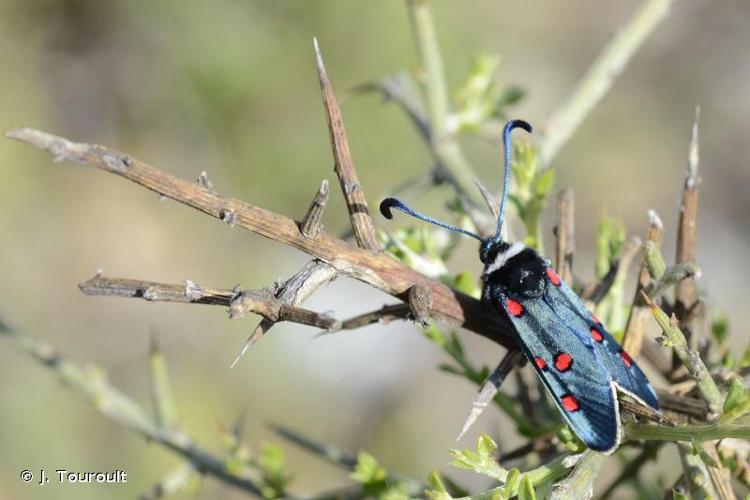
[644,240,667,279]
[646,299,724,414]
[537,0,678,168]
[0,322,265,496]
[409,0,449,137]
[676,443,720,500]
[549,451,606,500]
[407,0,484,207]
[626,423,750,442]
[463,454,572,499]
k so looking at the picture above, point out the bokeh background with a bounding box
[0,0,748,498]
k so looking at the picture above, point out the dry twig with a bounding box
[232,260,338,367]
[79,274,340,331]
[554,188,575,284]
[314,38,381,252]
[6,129,516,349]
[673,106,701,351]
[622,210,664,356]
[301,180,330,239]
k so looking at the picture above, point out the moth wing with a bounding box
[498,291,621,453]
[550,271,660,410]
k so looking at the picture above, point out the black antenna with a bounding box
[495,120,533,240]
[379,198,483,241]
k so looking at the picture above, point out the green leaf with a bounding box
[427,470,447,493]
[503,468,520,497]
[350,452,388,486]
[533,169,556,198]
[723,379,747,414]
[556,425,586,453]
[257,443,291,499]
[721,352,734,370]
[452,54,513,131]
[437,363,464,376]
[423,325,447,347]
[348,452,410,499]
[719,378,750,424]
[477,434,498,456]
[595,216,625,279]
[497,85,526,107]
[672,489,689,500]
[517,476,537,500]
[425,471,455,500]
[711,316,729,344]
[259,443,285,477]
[449,434,507,481]
[740,343,750,369]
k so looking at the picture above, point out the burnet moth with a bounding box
[379,120,659,453]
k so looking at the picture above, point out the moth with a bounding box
[379,120,659,453]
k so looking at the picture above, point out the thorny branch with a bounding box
[79,274,340,331]
[232,259,338,367]
[659,108,735,500]
[3,8,743,496]
[6,99,516,351]
[673,106,701,353]
[314,38,381,252]
[301,180,330,239]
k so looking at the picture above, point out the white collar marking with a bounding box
[484,242,526,276]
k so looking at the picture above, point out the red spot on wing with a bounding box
[554,352,573,372]
[505,298,524,317]
[546,267,561,286]
[561,394,580,412]
[620,350,633,368]
[534,357,548,371]
[590,327,604,343]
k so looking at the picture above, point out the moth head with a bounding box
[479,238,511,265]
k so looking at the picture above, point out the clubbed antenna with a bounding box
[380,198,483,241]
[495,120,533,240]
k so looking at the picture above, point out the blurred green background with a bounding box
[0,0,748,498]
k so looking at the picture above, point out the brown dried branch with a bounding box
[338,285,432,331]
[301,180,330,238]
[314,38,381,251]
[80,273,234,305]
[407,284,432,327]
[340,304,410,330]
[673,106,701,348]
[232,260,338,367]
[554,188,575,284]
[79,274,340,330]
[6,128,516,350]
[655,389,710,421]
[622,210,664,357]
[668,107,735,500]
